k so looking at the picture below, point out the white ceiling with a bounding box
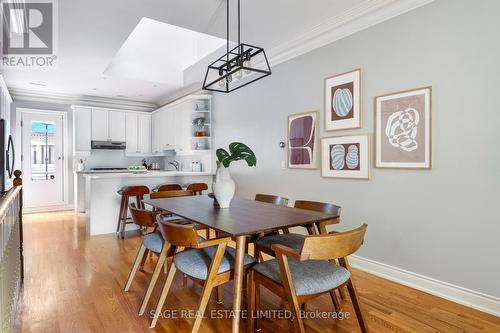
[2,0,373,104]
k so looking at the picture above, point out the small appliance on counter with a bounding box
[191,161,202,172]
[77,159,85,172]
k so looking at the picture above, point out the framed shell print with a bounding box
[288,111,318,169]
[375,86,432,169]
[324,69,361,131]
[321,134,370,179]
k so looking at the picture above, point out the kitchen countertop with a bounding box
[74,170,214,179]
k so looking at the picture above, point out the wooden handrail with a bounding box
[0,170,23,333]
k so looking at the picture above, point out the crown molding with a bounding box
[9,88,157,112]
[266,0,435,67]
[0,75,13,103]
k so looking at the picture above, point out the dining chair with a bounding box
[153,183,183,192]
[186,182,208,195]
[254,200,341,259]
[248,224,369,333]
[123,203,179,316]
[149,221,256,330]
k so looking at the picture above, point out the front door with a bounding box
[21,111,65,209]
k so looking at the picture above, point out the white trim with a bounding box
[0,75,13,103]
[266,0,435,67]
[17,108,70,209]
[23,204,74,214]
[349,255,500,317]
[9,88,156,112]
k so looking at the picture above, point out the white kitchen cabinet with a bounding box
[125,112,138,154]
[91,109,109,141]
[91,108,126,141]
[151,111,161,154]
[109,111,126,141]
[174,103,192,153]
[72,106,92,155]
[137,113,151,154]
[164,108,176,149]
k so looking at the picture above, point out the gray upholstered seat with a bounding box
[174,246,256,280]
[255,233,306,253]
[143,231,164,253]
[253,259,350,296]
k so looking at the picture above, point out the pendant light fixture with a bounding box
[202,0,271,93]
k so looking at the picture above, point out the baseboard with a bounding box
[23,204,74,214]
[349,255,500,317]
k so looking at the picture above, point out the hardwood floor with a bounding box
[17,212,500,333]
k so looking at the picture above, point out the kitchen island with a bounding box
[75,170,213,236]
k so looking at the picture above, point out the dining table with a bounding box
[143,195,340,333]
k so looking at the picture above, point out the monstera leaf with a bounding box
[216,142,257,168]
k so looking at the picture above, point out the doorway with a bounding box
[20,110,67,210]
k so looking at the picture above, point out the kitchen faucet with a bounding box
[168,160,180,171]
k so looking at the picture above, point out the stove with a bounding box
[90,167,128,171]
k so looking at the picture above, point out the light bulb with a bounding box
[234,69,243,80]
[218,77,226,88]
[243,60,252,74]
[226,74,232,83]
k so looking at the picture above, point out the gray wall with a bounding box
[212,0,500,297]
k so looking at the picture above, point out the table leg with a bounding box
[232,235,247,333]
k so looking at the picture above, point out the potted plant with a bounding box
[213,142,256,208]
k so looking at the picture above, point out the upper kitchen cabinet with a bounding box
[151,94,212,156]
[72,106,92,156]
[125,112,151,156]
[91,108,126,142]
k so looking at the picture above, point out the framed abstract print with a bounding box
[324,69,361,131]
[288,111,318,169]
[375,86,432,169]
[321,134,370,179]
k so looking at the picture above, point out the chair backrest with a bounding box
[186,183,208,195]
[156,184,183,192]
[129,203,157,228]
[150,190,194,199]
[120,185,150,196]
[294,200,341,216]
[255,194,289,206]
[157,221,201,248]
[300,224,367,260]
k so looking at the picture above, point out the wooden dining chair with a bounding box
[255,194,289,206]
[186,182,208,195]
[254,200,341,260]
[150,189,194,199]
[149,221,256,330]
[123,203,179,316]
[154,183,183,192]
[150,189,211,239]
[248,224,368,333]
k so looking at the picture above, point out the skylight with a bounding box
[104,18,226,87]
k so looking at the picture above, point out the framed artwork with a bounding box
[375,86,432,169]
[324,69,361,131]
[321,134,370,179]
[288,111,318,169]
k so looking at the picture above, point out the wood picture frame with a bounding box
[321,134,370,179]
[288,111,319,169]
[375,86,432,169]
[324,69,361,131]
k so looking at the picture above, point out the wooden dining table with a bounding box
[143,195,340,333]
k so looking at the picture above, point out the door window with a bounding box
[30,121,55,181]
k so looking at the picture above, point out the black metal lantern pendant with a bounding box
[202,0,271,93]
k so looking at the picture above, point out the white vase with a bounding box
[213,165,235,208]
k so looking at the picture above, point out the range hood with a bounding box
[91,140,126,150]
